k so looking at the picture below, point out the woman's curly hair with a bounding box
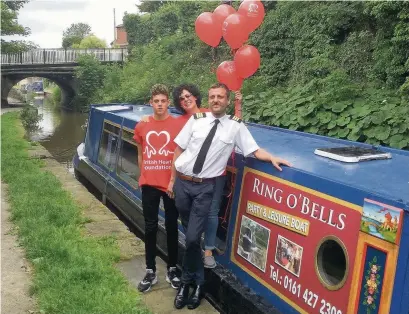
[172,84,202,114]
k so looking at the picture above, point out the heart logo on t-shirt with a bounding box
[145,130,173,158]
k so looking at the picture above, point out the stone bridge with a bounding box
[1,48,127,107]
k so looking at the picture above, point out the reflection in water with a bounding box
[29,95,87,173]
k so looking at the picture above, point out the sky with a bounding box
[4,0,140,48]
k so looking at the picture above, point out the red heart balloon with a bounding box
[213,4,236,28]
[222,13,249,49]
[234,45,261,78]
[195,12,222,47]
[238,0,265,33]
[216,61,244,91]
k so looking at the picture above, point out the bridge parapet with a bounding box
[1,48,128,65]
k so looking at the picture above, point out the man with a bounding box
[172,83,291,309]
[145,84,242,269]
[133,84,181,293]
[172,84,243,269]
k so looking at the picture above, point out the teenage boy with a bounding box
[133,84,181,293]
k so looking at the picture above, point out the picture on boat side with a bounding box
[237,215,270,272]
[360,199,403,244]
[274,235,303,277]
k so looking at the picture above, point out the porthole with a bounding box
[315,236,349,290]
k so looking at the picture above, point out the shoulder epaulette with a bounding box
[193,112,206,119]
[229,115,242,123]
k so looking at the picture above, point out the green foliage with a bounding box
[123,13,156,47]
[1,1,29,36]
[49,84,62,105]
[71,55,107,111]
[20,105,42,131]
[62,22,92,48]
[75,1,408,150]
[1,39,39,53]
[242,71,409,150]
[1,113,150,314]
[137,0,167,13]
[72,35,107,49]
[0,1,37,53]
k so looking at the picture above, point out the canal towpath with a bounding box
[27,138,219,314]
[1,109,218,313]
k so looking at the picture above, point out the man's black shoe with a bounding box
[187,285,203,310]
[174,283,190,309]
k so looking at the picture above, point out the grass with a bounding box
[1,112,149,314]
[360,221,370,233]
[378,230,397,244]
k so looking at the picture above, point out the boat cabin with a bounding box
[74,103,409,314]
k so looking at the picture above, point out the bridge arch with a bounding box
[1,73,77,107]
[1,48,127,107]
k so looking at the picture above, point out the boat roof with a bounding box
[91,103,182,120]
[91,104,409,205]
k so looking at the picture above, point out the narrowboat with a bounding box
[73,103,409,314]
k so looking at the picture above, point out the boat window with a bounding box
[315,236,348,290]
[117,129,140,188]
[103,121,120,135]
[98,130,119,171]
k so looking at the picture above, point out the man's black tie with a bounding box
[193,119,220,175]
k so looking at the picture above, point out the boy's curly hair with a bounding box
[150,84,169,99]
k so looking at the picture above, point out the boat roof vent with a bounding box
[314,146,392,163]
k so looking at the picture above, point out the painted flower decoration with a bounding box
[362,256,382,312]
[366,280,377,289]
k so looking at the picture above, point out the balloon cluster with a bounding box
[195,0,265,91]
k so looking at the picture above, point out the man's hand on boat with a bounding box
[253,148,292,171]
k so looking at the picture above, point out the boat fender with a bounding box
[229,115,242,123]
[193,113,206,119]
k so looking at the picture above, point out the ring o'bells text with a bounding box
[249,178,346,232]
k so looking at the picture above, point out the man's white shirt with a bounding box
[174,113,259,178]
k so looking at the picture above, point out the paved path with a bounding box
[118,256,218,314]
[1,183,37,314]
[1,107,22,115]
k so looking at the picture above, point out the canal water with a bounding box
[28,95,87,173]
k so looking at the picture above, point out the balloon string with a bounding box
[211,47,217,74]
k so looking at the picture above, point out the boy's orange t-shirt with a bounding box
[133,115,183,192]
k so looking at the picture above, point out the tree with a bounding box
[62,22,91,48]
[72,35,107,49]
[124,13,155,46]
[0,1,35,53]
[137,1,167,13]
[4,0,28,11]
